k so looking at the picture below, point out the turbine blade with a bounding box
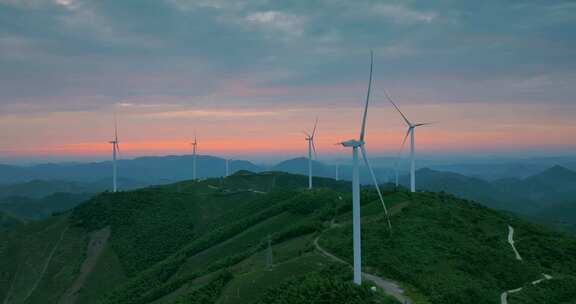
[360,145,392,230]
[393,128,411,176]
[399,128,411,154]
[311,116,319,138]
[312,140,318,160]
[114,113,118,141]
[116,142,121,156]
[394,128,412,170]
[359,50,373,142]
[414,122,433,127]
[384,90,411,127]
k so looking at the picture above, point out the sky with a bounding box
[0,0,575,164]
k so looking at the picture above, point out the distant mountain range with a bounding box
[0,155,392,190]
[0,155,260,185]
[272,157,394,184]
[369,155,576,180]
[406,165,576,232]
[1,155,575,232]
[2,154,576,186]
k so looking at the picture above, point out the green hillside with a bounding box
[0,211,22,229]
[411,166,576,233]
[0,171,575,304]
[0,180,97,199]
[0,192,92,220]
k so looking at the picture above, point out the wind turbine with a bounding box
[339,51,391,285]
[191,135,198,180]
[386,92,430,193]
[305,117,318,189]
[108,117,120,192]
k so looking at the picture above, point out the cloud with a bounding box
[370,3,436,24]
[144,109,279,119]
[166,0,248,11]
[54,0,77,9]
[244,11,307,37]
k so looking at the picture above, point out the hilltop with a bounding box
[0,171,575,304]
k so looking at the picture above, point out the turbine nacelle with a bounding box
[340,139,363,147]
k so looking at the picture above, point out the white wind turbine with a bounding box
[386,92,430,193]
[191,135,198,180]
[339,51,391,285]
[305,117,318,189]
[108,117,120,192]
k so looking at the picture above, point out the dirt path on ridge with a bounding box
[313,233,413,304]
[21,225,69,303]
[58,227,111,304]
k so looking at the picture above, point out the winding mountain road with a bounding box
[507,225,523,261]
[500,225,553,304]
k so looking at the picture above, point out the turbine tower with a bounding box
[393,139,407,188]
[305,117,318,189]
[386,93,430,193]
[225,158,230,177]
[109,117,120,192]
[335,163,339,181]
[339,51,391,285]
[191,135,198,180]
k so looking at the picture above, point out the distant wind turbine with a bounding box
[305,117,318,189]
[191,135,198,180]
[108,117,120,192]
[339,51,391,285]
[386,92,430,193]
